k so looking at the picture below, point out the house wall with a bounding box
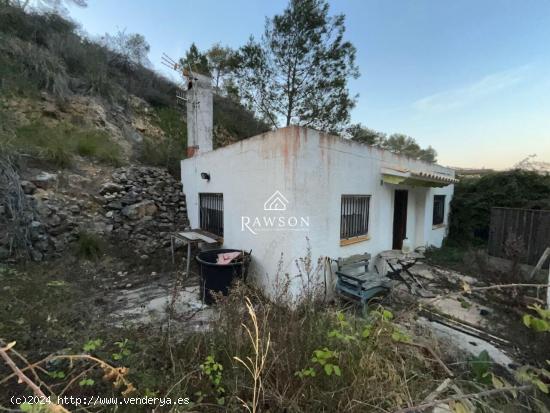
[181,126,454,297]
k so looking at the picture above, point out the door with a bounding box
[392,190,408,250]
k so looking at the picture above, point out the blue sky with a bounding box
[67,0,550,169]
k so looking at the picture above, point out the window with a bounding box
[433,195,445,226]
[340,195,370,239]
[199,193,223,237]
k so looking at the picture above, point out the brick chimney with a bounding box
[186,72,213,157]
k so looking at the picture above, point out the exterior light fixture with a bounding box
[201,172,210,181]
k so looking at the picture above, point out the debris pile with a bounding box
[100,166,188,256]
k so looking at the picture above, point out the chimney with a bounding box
[186,72,213,157]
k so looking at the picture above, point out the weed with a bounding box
[138,106,186,176]
[74,231,104,260]
[13,121,122,167]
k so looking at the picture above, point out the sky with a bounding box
[67,0,550,169]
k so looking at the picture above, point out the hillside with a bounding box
[0,4,269,175]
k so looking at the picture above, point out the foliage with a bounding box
[206,43,238,90]
[523,305,550,333]
[213,94,270,143]
[347,123,437,162]
[234,0,359,132]
[449,170,550,243]
[11,120,123,167]
[138,106,186,176]
[74,231,104,260]
[199,355,225,405]
[469,350,492,384]
[100,29,151,69]
[179,42,211,76]
[0,3,175,106]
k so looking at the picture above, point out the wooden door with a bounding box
[392,190,408,250]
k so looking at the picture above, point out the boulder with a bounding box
[99,182,125,195]
[121,200,157,220]
[31,172,57,190]
[20,180,37,195]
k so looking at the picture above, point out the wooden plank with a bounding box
[488,207,550,268]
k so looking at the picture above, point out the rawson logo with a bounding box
[241,190,310,235]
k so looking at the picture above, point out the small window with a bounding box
[433,195,445,226]
[340,195,370,239]
[199,193,223,237]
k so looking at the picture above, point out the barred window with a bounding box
[199,193,223,237]
[433,195,445,226]
[340,195,370,239]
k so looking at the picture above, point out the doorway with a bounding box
[392,190,408,250]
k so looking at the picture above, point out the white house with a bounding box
[180,75,456,297]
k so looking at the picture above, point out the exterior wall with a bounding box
[181,126,454,297]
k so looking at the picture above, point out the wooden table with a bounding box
[170,230,220,277]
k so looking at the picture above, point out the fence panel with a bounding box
[488,207,550,267]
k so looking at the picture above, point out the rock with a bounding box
[0,247,10,260]
[47,214,62,227]
[20,180,37,195]
[30,249,43,262]
[121,200,157,220]
[68,205,80,214]
[106,201,123,210]
[99,182,125,195]
[31,172,57,190]
[34,239,50,252]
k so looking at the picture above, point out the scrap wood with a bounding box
[402,342,454,377]
[393,384,533,413]
[528,247,550,280]
[420,308,509,346]
[423,378,452,402]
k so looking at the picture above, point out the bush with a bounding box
[74,231,104,260]
[449,170,550,243]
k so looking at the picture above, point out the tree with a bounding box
[346,123,386,146]
[206,43,237,89]
[382,134,437,163]
[8,0,87,13]
[179,43,210,76]
[348,125,437,163]
[235,0,359,131]
[101,30,151,68]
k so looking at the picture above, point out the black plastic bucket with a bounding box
[196,249,251,304]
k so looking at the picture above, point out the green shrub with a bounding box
[449,171,550,243]
[74,231,104,260]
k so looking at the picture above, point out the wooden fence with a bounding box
[488,207,550,267]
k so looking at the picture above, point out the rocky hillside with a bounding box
[0,3,270,263]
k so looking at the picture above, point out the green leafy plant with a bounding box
[523,305,550,332]
[327,311,357,343]
[112,339,131,361]
[79,378,95,387]
[200,355,225,405]
[469,350,492,384]
[297,347,341,378]
[83,338,102,352]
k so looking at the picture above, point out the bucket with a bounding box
[196,249,251,304]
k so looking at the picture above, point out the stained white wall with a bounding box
[181,127,454,297]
